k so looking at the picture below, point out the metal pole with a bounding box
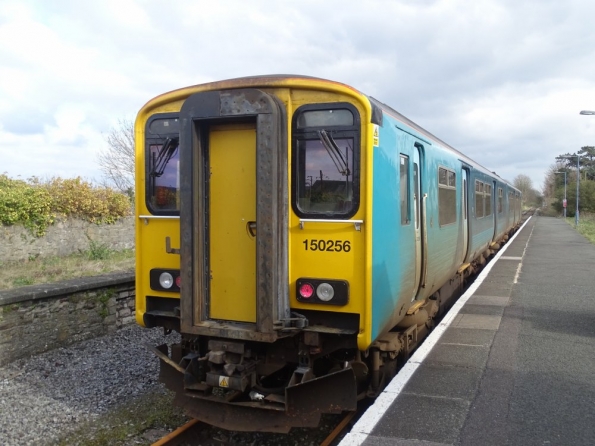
[578,110,594,224]
[576,155,580,227]
[564,174,567,219]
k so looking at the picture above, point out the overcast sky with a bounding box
[2,0,595,192]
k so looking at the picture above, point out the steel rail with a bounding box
[320,411,357,446]
[151,419,203,446]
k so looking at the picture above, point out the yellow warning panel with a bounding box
[373,124,379,147]
[219,376,230,388]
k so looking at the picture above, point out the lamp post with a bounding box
[576,155,580,227]
[578,110,594,224]
[571,155,580,228]
[554,171,567,218]
[556,154,581,227]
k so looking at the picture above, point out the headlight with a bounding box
[316,283,334,301]
[149,269,181,292]
[159,272,174,289]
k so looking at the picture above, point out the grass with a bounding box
[565,212,595,244]
[0,244,134,290]
[57,390,188,446]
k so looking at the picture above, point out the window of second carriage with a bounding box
[475,180,484,218]
[485,184,493,216]
[292,103,361,219]
[438,167,457,226]
[145,115,180,215]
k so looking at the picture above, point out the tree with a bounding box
[542,162,569,205]
[578,146,595,180]
[513,174,533,206]
[556,147,595,181]
[97,118,135,196]
[545,150,595,215]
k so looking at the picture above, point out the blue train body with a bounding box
[370,100,521,339]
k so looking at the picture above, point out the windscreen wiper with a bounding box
[318,130,350,176]
[151,137,179,177]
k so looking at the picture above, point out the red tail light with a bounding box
[299,282,314,299]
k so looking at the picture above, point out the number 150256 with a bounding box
[302,239,351,252]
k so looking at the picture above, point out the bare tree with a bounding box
[98,118,135,195]
[542,161,566,201]
[513,174,532,197]
[513,174,541,207]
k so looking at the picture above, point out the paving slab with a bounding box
[342,216,595,446]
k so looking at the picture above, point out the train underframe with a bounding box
[153,275,470,432]
[152,230,519,433]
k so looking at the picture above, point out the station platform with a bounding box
[341,215,595,446]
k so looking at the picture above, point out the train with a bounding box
[134,75,522,433]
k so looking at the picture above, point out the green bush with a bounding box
[0,175,54,236]
[0,174,131,236]
[45,177,130,224]
[84,239,113,260]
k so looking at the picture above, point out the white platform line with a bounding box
[339,216,532,446]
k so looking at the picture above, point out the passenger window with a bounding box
[400,155,410,225]
[438,167,456,226]
[475,180,484,218]
[485,184,492,216]
[498,188,503,213]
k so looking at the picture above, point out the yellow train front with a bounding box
[135,75,519,432]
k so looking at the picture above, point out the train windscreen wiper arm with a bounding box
[318,130,350,176]
[151,137,179,177]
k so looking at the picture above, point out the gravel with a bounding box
[0,325,347,446]
[0,325,178,446]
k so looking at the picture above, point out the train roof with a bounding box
[144,74,520,192]
[368,96,518,190]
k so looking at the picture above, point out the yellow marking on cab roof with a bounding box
[137,76,371,117]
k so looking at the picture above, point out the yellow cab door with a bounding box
[208,123,257,323]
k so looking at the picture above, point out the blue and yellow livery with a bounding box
[135,75,522,432]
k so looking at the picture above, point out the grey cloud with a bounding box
[0,110,55,135]
[3,0,595,191]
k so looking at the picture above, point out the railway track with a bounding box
[151,410,357,446]
[151,419,205,446]
[320,411,357,446]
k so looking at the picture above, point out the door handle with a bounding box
[165,236,180,254]
[247,221,257,237]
